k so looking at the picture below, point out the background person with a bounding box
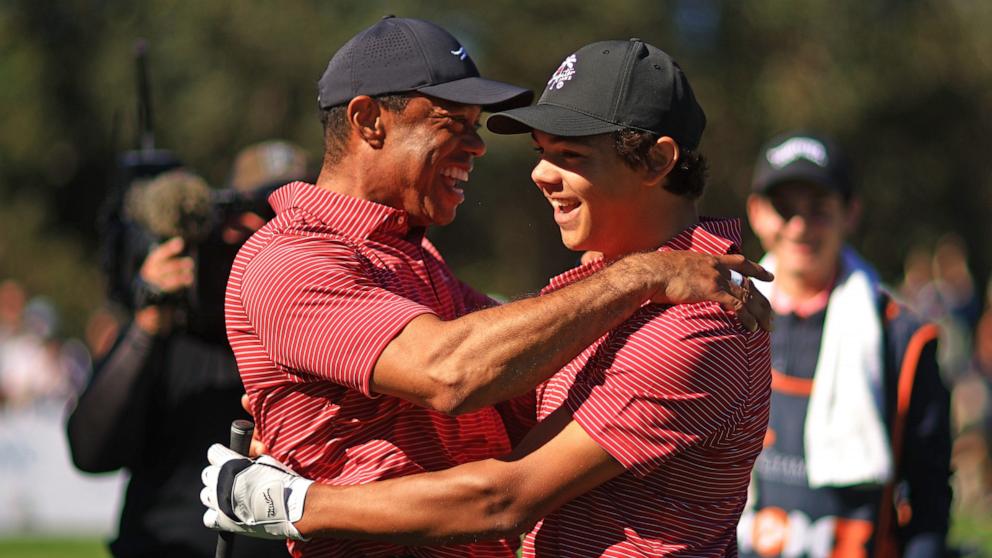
[950,283,992,518]
[0,282,71,408]
[737,132,952,558]
[203,38,771,558]
[66,140,307,558]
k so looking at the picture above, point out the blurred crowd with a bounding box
[0,278,94,408]
[899,234,992,517]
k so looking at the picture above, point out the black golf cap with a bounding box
[751,132,853,199]
[487,39,706,149]
[317,15,532,112]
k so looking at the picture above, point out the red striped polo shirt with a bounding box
[523,218,772,558]
[226,182,516,558]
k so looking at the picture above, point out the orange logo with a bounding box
[753,507,789,556]
[832,519,871,558]
[740,508,874,557]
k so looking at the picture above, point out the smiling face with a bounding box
[383,95,485,227]
[530,131,659,259]
[747,181,856,287]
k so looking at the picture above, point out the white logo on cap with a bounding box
[547,54,577,90]
[766,137,829,169]
[450,46,467,60]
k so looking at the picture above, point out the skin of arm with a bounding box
[372,250,770,415]
[294,406,623,545]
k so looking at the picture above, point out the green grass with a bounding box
[0,539,109,558]
[0,513,988,558]
[951,512,992,557]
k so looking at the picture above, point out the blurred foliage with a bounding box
[0,0,990,336]
[0,196,104,339]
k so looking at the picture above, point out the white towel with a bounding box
[755,247,893,487]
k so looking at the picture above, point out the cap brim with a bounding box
[486,104,624,136]
[418,77,533,112]
[754,166,842,195]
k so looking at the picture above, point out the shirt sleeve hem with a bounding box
[356,307,437,399]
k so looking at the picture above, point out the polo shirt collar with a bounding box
[545,217,742,292]
[269,181,412,239]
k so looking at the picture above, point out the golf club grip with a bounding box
[215,419,255,558]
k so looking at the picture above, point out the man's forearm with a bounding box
[296,459,531,545]
[288,409,621,545]
[377,251,669,414]
[204,407,625,545]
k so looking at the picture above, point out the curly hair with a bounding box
[613,129,708,199]
[319,94,412,167]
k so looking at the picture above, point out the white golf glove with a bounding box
[200,444,314,541]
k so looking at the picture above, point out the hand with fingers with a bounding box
[132,237,197,334]
[643,252,774,332]
[201,444,313,541]
[140,237,196,293]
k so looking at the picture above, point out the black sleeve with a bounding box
[899,336,953,557]
[65,321,161,473]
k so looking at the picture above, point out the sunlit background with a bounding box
[1,1,990,556]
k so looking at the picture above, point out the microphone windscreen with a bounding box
[124,169,213,242]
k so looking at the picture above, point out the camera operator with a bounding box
[67,142,307,557]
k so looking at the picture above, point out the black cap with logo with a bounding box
[317,15,533,112]
[751,132,853,199]
[486,39,706,149]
